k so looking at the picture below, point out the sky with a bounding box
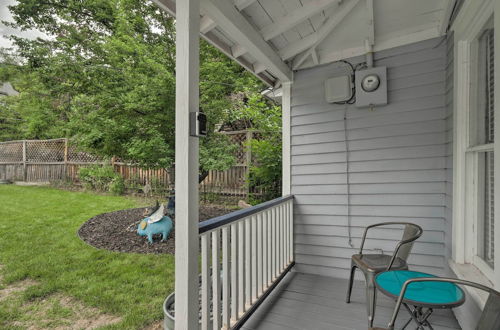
[0,0,46,49]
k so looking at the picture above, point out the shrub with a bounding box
[78,165,120,193]
[247,137,282,204]
[109,176,125,195]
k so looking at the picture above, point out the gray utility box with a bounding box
[355,66,387,108]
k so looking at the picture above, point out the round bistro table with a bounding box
[375,270,465,330]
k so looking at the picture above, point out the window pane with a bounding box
[480,151,495,268]
[473,28,495,145]
[484,29,494,143]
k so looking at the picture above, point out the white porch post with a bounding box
[282,82,292,196]
[175,0,200,329]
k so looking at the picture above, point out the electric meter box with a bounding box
[355,66,387,108]
[324,75,352,103]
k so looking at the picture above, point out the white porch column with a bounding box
[175,0,200,329]
[282,82,292,195]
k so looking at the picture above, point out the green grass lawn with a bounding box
[0,185,174,329]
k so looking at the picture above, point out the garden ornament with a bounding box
[137,202,173,243]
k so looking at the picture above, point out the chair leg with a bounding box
[346,265,356,303]
[365,272,377,328]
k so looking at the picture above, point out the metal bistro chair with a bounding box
[346,222,423,327]
[370,277,500,330]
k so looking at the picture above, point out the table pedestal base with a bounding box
[401,304,434,330]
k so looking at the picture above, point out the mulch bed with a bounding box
[78,205,232,254]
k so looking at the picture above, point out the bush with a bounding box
[109,177,125,195]
[78,165,121,193]
[248,137,282,204]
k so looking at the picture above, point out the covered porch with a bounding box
[243,273,460,330]
[152,0,500,329]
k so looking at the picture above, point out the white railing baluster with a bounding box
[283,204,289,268]
[282,204,285,270]
[262,211,268,290]
[222,227,230,329]
[231,223,239,323]
[279,204,283,271]
[198,196,294,329]
[201,233,211,330]
[245,217,251,309]
[212,230,221,330]
[290,200,294,263]
[272,208,278,281]
[257,212,263,297]
[251,215,257,302]
[238,221,245,316]
[267,209,272,285]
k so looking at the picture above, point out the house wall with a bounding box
[291,37,450,278]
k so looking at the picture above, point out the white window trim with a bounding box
[452,0,500,290]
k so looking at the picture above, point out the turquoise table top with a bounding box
[375,270,465,308]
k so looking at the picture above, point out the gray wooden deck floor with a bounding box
[242,272,461,330]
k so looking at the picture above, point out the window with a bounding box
[478,28,495,268]
[469,23,495,274]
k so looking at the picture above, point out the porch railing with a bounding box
[198,195,294,330]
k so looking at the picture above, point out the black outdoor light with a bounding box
[190,111,207,137]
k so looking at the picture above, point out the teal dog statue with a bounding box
[137,202,173,243]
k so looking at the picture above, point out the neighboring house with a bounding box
[152,1,499,329]
[0,82,19,96]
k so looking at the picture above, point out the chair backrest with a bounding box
[395,223,422,261]
[385,278,500,330]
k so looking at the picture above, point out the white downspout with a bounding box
[282,81,292,196]
[365,39,374,68]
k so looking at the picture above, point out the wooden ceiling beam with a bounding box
[260,0,340,41]
[279,0,361,60]
[234,0,257,11]
[200,16,217,33]
[152,0,277,86]
[201,0,293,82]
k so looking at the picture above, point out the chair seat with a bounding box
[352,254,408,273]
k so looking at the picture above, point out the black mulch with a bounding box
[78,205,232,254]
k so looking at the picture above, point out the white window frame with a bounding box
[452,0,500,291]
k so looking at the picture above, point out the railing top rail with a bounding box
[199,195,293,234]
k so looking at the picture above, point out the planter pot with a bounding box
[163,292,176,330]
[164,273,221,330]
[163,292,209,330]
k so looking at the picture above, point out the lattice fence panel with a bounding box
[0,141,23,162]
[67,146,101,163]
[26,139,65,163]
[224,132,248,164]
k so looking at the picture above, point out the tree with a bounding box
[0,0,269,179]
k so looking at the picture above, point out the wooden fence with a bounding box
[0,132,257,197]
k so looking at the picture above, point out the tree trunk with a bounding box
[198,169,209,184]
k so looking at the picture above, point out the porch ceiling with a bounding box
[153,0,455,86]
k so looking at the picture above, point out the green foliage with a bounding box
[109,176,125,195]
[78,165,119,192]
[225,91,283,202]
[248,138,282,203]
[0,0,269,174]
